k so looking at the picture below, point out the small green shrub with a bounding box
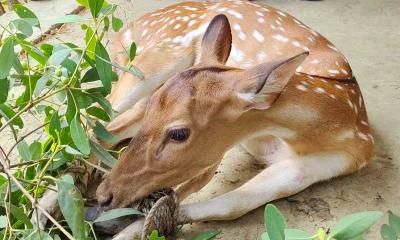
[0,0,141,239]
[261,204,400,240]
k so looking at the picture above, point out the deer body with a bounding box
[52,1,375,237]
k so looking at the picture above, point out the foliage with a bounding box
[261,204,400,240]
[0,1,398,240]
[0,0,141,239]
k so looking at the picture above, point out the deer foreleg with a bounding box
[178,153,352,223]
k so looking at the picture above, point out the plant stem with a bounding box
[0,151,75,240]
[5,122,49,159]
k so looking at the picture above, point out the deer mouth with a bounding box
[87,188,177,235]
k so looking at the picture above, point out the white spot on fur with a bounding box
[172,23,209,47]
[296,85,307,91]
[238,32,246,40]
[277,11,287,17]
[253,30,264,42]
[227,9,243,19]
[272,34,289,42]
[231,45,244,62]
[347,99,354,109]
[357,132,369,141]
[141,29,148,37]
[185,6,198,11]
[292,40,301,48]
[335,84,343,90]
[188,20,196,27]
[237,92,255,101]
[233,23,241,31]
[337,130,354,141]
[314,87,325,94]
[257,51,266,62]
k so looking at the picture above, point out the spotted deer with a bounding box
[37,0,374,237]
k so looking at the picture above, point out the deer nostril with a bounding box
[99,193,113,208]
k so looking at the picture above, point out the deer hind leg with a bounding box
[178,144,355,223]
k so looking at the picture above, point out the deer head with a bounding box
[96,14,307,208]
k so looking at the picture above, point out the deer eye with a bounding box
[168,128,190,142]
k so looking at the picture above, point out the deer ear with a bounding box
[237,52,309,110]
[199,14,232,65]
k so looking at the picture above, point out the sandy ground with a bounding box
[1,0,399,239]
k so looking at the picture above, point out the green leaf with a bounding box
[0,79,9,103]
[89,0,104,18]
[76,0,109,9]
[0,103,24,128]
[148,230,166,240]
[264,204,286,240]
[19,41,47,65]
[103,15,110,32]
[93,208,143,223]
[53,14,85,24]
[261,229,312,240]
[388,211,400,236]
[33,73,50,97]
[11,19,33,37]
[56,175,86,239]
[11,204,33,228]
[0,38,15,79]
[89,140,116,167]
[65,146,83,156]
[71,90,93,109]
[48,111,61,140]
[70,116,90,155]
[85,27,97,59]
[13,4,40,27]
[329,211,383,240]
[29,141,42,160]
[0,215,7,228]
[40,43,54,58]
[95,41,113,94]
[13,56,24,74]
[22,228,53,240]
[81,68,100,82]
[112,15,123,32]
[129,42,136,62]
[63,42,95,67]
[17,140,31,162]
[49,46,72,66]
[381,224,397,240]
[191,230,221,240]
[113,61,144,79]
[92,121,118,144]
[285,229,312,239]
[86,106,110,121]
[89,92,113,118]
[261,232,270,240]
[66,91,77,122]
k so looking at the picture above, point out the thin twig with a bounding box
[6,122,49,159]
[0,151,75,240]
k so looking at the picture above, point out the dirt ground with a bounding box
[2,0,399,239]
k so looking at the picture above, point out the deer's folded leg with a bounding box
[178,154,353,223]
